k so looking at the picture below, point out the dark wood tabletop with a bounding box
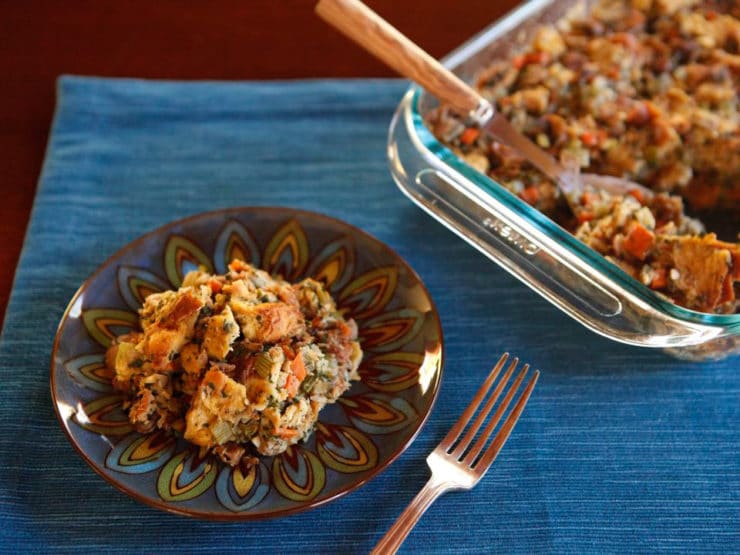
[0,0,520,328]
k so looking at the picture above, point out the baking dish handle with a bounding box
[412,167,623,319]
[406,167,726,349]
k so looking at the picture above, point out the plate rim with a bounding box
[50,205,445,520]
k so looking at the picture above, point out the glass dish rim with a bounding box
[407,86,739,329]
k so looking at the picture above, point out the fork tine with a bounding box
[472,369,539,474]
[448,356,519,459]
[437,353,509,451]
[370,353,539,555]
[461,363,529,466]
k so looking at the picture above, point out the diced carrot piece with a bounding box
[285,374,300,399]
[626,103,649,125]
[281,344,296,360]
[580,191,598,206]
[228,259,250,272]
[622,223,655,261]
[626,101,661,125]
[513,51,550,70]
[649,267,667,290]
[290,355,307,382]
[459,127,480,145]
[208,278,222,294]
[336,320,352,338]
[526,51,550,65]
[580,131,598,147]
[577,211,595,224]
[276,427,300,440]
[610,32,638,51]
[644,101,662,119]
[520,186,540,205]
[627,189,645,205]
[581,130,607,147]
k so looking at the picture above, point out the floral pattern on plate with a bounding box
[52,207,443,519]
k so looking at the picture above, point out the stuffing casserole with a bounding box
[106,260,362,468]
[428,0,739,313]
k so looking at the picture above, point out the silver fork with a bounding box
[370,353,539,554]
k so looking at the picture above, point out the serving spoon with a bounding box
[315,0,653,203]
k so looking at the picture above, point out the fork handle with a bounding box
[370,475,449,555]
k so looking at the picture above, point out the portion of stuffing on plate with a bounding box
[106,260,363,468]
[428,0,739,313]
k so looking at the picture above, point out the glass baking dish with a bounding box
[387,0,740,361]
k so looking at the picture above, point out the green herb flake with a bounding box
[199,306,214,318]
[301,374,318,393]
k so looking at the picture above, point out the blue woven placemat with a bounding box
[0,76,737,553]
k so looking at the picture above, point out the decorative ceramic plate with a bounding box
[51,207,443,519]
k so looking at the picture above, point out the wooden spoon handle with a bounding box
[315,0,484,116]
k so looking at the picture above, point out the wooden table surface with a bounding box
[0,0,519,328]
